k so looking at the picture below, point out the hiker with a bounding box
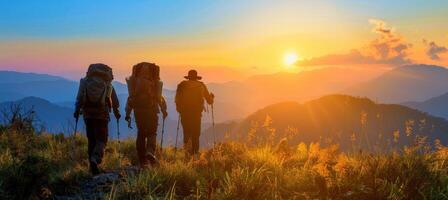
[175,70,214,156]
[125,62,167,168]
[74,63,121,175]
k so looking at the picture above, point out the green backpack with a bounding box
[82,64,113,113]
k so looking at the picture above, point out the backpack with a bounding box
[176,80,206,113]
[126,62,162,110]
[82,64,113,112]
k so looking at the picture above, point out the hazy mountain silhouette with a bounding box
[403,92,448,119]
[0,96,74,133]
[204,95,448,150]
[0,71,129,102]
[208,67,383,121]
[0,71,64,83]
[345,64,448,103]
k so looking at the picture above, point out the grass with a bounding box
[1,129,448,200]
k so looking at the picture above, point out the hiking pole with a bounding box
[117,118,121,142]
[160,117,166,151]
[211,104,216,147]
[73,117,79,137]
[116,117,123,167]
[174,115,180,156]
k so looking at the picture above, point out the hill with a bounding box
[0,97,74,133]
[207,67,384,121]
[403,92,448,119]
[0,71,64,83]
[0,71,128,103]
[204,95,448,150]
[345,64,448,103]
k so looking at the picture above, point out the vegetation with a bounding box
[0,128,447,199]
[1,104,448,199]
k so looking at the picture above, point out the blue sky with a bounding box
[0,0,447,84]
[1,0,446,39]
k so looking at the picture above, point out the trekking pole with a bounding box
[116,118,123,166]
[73,117,79,137]
[211,104,216,147]
[174,115,180,156]
[117,118,121,142]
[160,117,166,151]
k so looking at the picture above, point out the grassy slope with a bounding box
[1,130,448,200]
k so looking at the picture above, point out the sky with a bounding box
[0,0,447,88]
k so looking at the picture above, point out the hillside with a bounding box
[0,97,74,133]
[207,67,384,121]
[0,71,128,103]
[205,95,448,150]
[1,128,447,199]
[345,64,448,103]
[403,92,448,119]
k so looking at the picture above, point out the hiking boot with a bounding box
[146,153,159,167]
[90,161,100,175]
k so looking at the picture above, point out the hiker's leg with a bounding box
[191,114,202,155]
[146,112,158,164]
[181,113,196,156]
[85,119,95,162]
[92,119,108,165]
[135,109,150,166]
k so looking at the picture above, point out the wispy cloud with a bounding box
[297,19,412,66]
[423,39,447,60]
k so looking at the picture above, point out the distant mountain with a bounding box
[403,92,448,119]
[207,67,383,122]
[345,64,448,103]
[0,96,185,145]
[204,95,448,150]
[0,97,74,133]
[0,71,128,103]
[0,71,64,83]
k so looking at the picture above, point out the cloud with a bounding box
[297,19,412,66]
[297,50,379,66]
[423,39,447,60]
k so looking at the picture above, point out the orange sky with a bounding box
[0,1,447,88]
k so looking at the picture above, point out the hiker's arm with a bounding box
[111,87,121,119]
[160,96,168,118]
[125,97,133,119]
[74,79,85,118]
[202,83,214,105]
[175,83,183,113]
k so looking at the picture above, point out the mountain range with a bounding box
[345,64,448,103]
[203,95,448,150]
[403,92,448,119]
[1,64,448,147]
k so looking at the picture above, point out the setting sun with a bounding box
[283,52,299,67]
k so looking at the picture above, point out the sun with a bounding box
[283,52,299,67]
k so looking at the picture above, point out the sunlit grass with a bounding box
[1,125,448,199]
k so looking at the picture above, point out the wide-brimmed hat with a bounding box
[184,70,202,80]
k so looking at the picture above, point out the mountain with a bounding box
[403,92,448,119]
[0,97,74,133]
[204,95,448,150]
[0,71,129,103]
[345,64,448,103]
[0,71,64,83]
[207,67,384,122]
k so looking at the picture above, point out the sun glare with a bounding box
[283,52,299,67]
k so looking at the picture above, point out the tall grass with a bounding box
[1,128,448,199]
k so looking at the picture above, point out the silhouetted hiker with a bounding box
[74,63,121,175]
[175,70,214,156]
[125,62,167,168]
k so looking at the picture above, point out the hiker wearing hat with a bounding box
[74,63,121,175]
[125,62,167,168]
[175,70,214,156]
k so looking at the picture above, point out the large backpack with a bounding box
[126,62,162,110]
[82,64,113,113]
